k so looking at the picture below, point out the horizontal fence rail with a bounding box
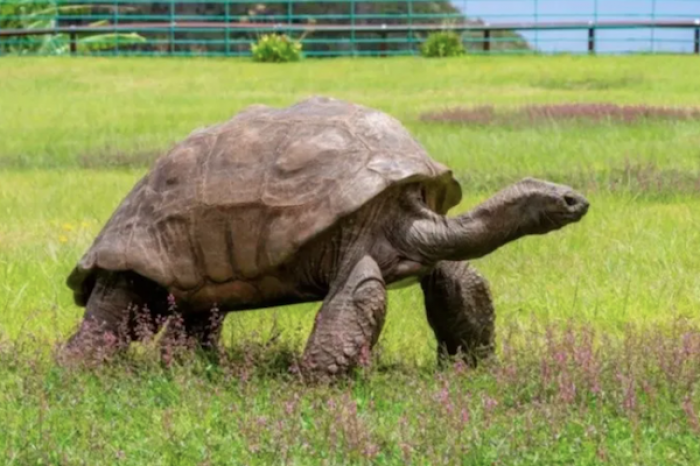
[2,0,700,57]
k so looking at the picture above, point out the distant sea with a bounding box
[457,0,700,53]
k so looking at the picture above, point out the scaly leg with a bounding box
[420,261,495,367]
[159,308,225,353]
[301,256,387,380]
[62,271,163,360]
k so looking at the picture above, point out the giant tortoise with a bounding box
[64,96,589,377]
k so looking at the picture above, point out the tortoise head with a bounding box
[505,177,590,235]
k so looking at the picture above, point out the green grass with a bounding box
[2,55,700,174]
[1,55,700,464]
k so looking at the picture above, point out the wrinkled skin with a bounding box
[63,176,589,379]
[421,260,495,367]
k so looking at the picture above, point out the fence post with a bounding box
[169,0,175,55]
[70,26,77,55]
[588,23,595,54]
[534,0,539,50]
[650,0,656,51]
[350,0,356,56]
[407,0,414,54]
[224,0,230,56]
[483,29,490,52]
[695,20,700,54]
[114,0,119,55]
[379,25,387,57]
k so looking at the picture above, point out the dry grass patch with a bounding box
[78,148,162,169]
[420,103,700,126]
[457,159,700,196]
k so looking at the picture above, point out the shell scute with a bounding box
[263,123,369,208]
[201,119,281,207]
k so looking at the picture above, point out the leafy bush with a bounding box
[420,31,465,58]
[250,34,303,63]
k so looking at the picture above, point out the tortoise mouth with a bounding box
[560,192,590,218]
[543,205,588,227]
[559,206,589,223]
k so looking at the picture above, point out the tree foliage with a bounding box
[0,0,145,55]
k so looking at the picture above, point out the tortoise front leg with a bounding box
[300,256,387,380]
[420,261,495,367]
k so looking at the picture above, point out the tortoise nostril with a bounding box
[564,194,578,207]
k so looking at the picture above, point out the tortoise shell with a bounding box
[67,96,462,305]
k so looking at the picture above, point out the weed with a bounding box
[3,319,700,463]
[420,102,700,126]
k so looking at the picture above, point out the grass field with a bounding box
[1,55,700,464]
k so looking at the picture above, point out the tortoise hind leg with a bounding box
[300,255,387,380]
[159,309,225,354]
[420,261,496,368]
[61,271,166,361]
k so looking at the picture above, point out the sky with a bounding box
[456,0,700,53]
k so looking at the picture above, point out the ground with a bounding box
[1,55,699,464]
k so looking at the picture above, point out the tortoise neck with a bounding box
[404,191,529,264]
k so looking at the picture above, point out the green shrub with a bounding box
[251,34,303,63]
[420,31,465,58]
